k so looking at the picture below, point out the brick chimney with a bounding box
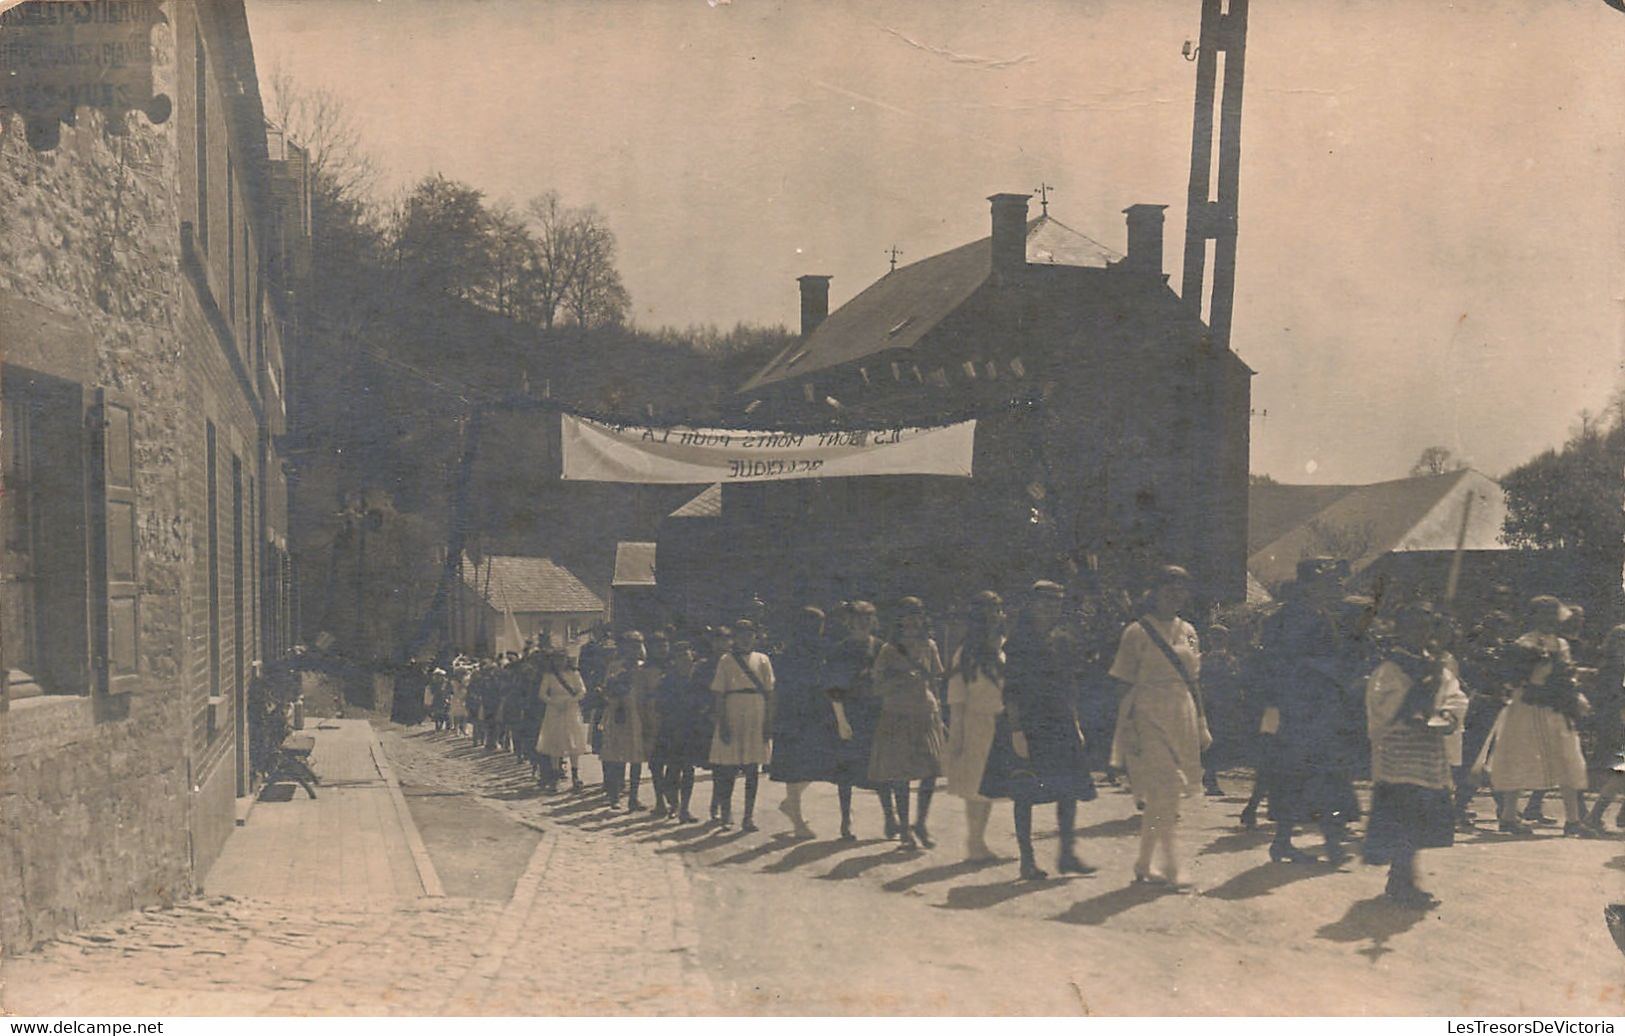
[797,275,831,337]
[987,193,1030,275]
[1123,204,1168,276]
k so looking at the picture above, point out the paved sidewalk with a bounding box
[1,721,715,1016]
[203,720,437,906]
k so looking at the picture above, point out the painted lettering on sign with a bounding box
[560,414,976,485]
[0,0,171,150]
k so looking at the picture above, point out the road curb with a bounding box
[367,726,446,898]
[437,829,558,1014]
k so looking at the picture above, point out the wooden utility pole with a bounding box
[1181,0,1249,352]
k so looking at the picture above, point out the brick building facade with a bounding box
[0,1,306,951]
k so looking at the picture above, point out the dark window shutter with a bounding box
[92,389,139,695]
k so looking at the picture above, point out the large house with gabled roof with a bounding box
[658,192,1254,619]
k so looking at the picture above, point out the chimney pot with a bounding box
[1122,204,1168,276]
[987,193,1031,275]
[797,275,831,337]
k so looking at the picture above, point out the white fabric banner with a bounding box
[560,414,976,484]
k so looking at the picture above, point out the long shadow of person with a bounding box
[881,856,1007,893]
[1201,861,1326,901]
[761,838,881,875]
[818,847,912,882]
[654,828,748,855]
[716,833,799,867]
[1049,881,1173,926]
[1315,894,1431,961]
[1069,815,1144,840]
[635,824,716,846]
[1195,829,1273,857]
[935,874,1081,910]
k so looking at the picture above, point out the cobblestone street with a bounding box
[4,717,1621,1016]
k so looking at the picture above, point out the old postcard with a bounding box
[0,0,1621,1020]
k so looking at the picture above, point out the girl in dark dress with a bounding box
[649,641,712,822]
[1256,572,1364,865]
[827,601,887,840]
[771,607,841,839]
[980,580,1099,880]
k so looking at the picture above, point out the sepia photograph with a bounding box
[0,0,1622,1020]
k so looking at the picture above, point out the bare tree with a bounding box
[523,193,630,330]
[521,191,573,330]
[482,203,534,319]
[264,59,378,208]
[1410,445,1460,477]
[560,205,629,329]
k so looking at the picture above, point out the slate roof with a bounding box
[1247,470,1508,587]
[742,215,1121,392]
[612,542,657,587]
[462,554,604,615]
[669,484,722,520]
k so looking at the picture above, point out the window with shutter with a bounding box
[92,389,140,696]
[2,367,92,705]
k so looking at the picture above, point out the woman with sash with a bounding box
[867,597,947,851]
[1109,565,1209,888]
[709,620,775,831]
[535,645,589,793]
[601,632,649,810]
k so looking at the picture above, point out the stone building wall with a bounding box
[0,1,288,952]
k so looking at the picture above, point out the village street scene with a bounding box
[1,0,1623,1020]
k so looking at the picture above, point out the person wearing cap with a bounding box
[601,631,650,809]
[944,590,1008,861]
[1480,595,1592,836]
[867,596,947,851]
[770,606,841,839]
[1363,602,1468,908]
[1109,566,1209,887]
[536,645,589,793]
[709,619,775,831]
[981,580,1098,879]
[826,601,889,839]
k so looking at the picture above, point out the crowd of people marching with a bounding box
[402,558,1625,910]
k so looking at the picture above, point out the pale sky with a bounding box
[244,0,1625,484]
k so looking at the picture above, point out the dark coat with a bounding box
[980,621,1097,804]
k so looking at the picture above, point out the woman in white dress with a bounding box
[1110,565,1210,887]
[1484,595,1591,836]
[710,620,775,831]
[944,591,1006,861]
[535,647,589,793]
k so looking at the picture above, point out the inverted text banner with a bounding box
[560,414,976,484]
